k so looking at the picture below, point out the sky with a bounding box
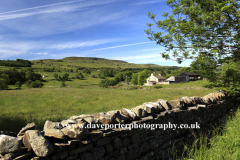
[0,0,193,67]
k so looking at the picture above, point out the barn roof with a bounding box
[154,75,166,80]
[178,72,200,76]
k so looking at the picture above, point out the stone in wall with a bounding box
[180,96,194,107]
[121,108,137,121]
[61,119,77,127]
[92,112,113,124]
[43,121,66,140]
[89,130,103,142]
[113,138,122,150]
[69,114,99,124]
[92,146,105,160]
[17,122,39,138]
[141,102,160,114]
[131,107,147,118]
[168,99,185,110]
[157,99,171,111]
[0,135,22,154]
[107,110,128,124]
[23,130,54,157]
[80,152,93,160]
[61,122,89,140]
[214,91,226,100]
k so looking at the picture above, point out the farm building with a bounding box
[166,76,189,83]
[166,72,200,83]
[178,72,200,81]
[144,73,169,86]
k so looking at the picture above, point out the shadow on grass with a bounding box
[0,114,64,133]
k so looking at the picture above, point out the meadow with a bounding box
[0,79,217,132]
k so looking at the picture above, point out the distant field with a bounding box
[30,57,162,69]
[0,80,217,132]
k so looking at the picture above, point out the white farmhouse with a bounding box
[144,73,168,86]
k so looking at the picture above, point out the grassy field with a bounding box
[0,80,217,132]
[178,108,240,160]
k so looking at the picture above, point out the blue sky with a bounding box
[0,0,192,67]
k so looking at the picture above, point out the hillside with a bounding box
[30,56,163,69]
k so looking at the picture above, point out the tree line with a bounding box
[0,59,32,67]
[0,68,43,90]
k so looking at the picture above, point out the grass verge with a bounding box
[175,107,240,160]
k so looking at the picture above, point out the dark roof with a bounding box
[178,72,200,76]
[154,75,166,80]
[175,76,188,77]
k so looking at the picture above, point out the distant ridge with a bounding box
[31,56,163,69]
[61,57,128,63]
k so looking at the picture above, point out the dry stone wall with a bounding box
[0,91,237,160]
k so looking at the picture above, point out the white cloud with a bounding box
[132,0,165,5]
[0,41,40,59]
[0,0,115,21]
[0,1,130,37]
[0,38,120,59]
[30,52,48,55]
[0,0,84,15]
[48,39,118,50]
[85,42,153,52]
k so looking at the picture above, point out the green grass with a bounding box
[149,80,210,89]
[178,108,240,160]
[0,80,217,132]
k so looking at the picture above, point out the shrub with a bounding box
[29,80,44,88]
[99,79,119,88]
[61,82,67,87]
[61,73,69,81]
[99,79,110,88]
[53,73,58,80]
[117,83,123,86]
[15,81,22,89]
[0,78,8,90]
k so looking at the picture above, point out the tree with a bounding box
[131,73,138,85]
[83,68,91,75]
[99,79,118,88]
[0,73,9,90]
[29,80,44,88]
[54,73,58,80]
[79,72,84,79]
[220,60,240,88]
[99,79,111,88]
[61,73,69,81]
[145,0,240,96]
[15,81,22,89]
[138,69,150,85]
[178,67,191,74]
[0,78,8,90]
[190,55,218,80]
[145,0,240,64]
[115,73,123,82]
